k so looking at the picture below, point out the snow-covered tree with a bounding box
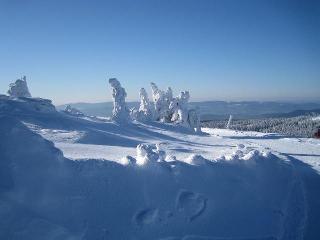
[137,87,153,121]
[8,76,32,98]
[150,82,163,121]
[150,83,173,122]
[109,78,130,123]
[148,83,201,132]
[169,91,190,125]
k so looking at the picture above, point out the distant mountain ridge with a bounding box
[57,101,320,120]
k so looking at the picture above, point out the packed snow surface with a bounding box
[1,98,320,240]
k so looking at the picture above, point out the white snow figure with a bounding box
[137,88,152,121]
[150,83,172,122]
[109,78,130,123]
[170,91,190,125]
[8,76,32,98]
[136,143,166,165]
[150,82,163,121]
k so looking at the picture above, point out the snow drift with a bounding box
[1,85,320,240]
[0,114,309,240]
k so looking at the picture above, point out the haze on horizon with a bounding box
[0,0,319,105]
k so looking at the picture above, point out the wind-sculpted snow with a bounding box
[0,96,56,114]
[0,115,313,240]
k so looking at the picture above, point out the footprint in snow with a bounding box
[134,208,160,226]
[176,190,207,222]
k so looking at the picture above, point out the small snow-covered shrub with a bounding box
[136,143,167,165]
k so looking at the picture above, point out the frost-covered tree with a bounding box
[109,78,130,123]
[150,82,163,121]
[169,91,190,125]
[149,83,201,132]
[150,83,176,122]
[8,76,32,98]
[137,88,153,121]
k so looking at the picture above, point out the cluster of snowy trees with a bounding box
[202,115,320,138]
[4,76,201,132]
[108,78,201,133]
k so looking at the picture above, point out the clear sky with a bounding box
[0,0,319,105]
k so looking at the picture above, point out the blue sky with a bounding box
[0,0,319,104]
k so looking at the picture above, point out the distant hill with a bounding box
[57,101,320,120]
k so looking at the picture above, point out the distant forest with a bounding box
[202,114,320,138]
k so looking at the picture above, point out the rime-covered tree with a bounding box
[150,82,172,122]
[136,87,153,121]
[109,78,130,123]
[8,76,32,98]
[169,91,190,126]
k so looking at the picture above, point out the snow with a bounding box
[311,115,320,121]
[1,97,320,239]
[63,105,84,116]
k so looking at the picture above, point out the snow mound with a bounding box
[1,103,319,239]
[186,154,208,165]
[0,96,56,114]
[136,143,166,165]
